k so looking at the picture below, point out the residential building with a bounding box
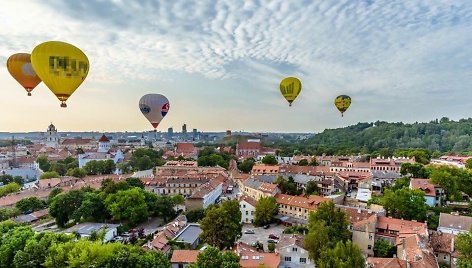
[175,143,198,159]
[276,234,313,268]
[163,176,209,196]
[64,223,119,243]
[144,215,188,256]
[251,164,280,176]
[242,178,279,201]
[170,250,199,268]
[61,138,95,150]
[239,194,257,224]
[352,214,377,256]
[185,177,223,210]
[234,242,281,268]
[370,156,415,172]
[367,257,408,268]
[276,193,329,222]
[438,213,472,235]
[396,233,438,268]
[430,231,456,267]
[409,178,444,207]
[173,223,202,249]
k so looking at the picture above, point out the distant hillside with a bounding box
[310,118,472,154]
[271,118,472,156]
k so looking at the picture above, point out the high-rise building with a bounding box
[168,127,174,139]
[182,124,187,134]
[192,128,198,141]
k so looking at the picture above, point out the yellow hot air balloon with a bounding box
[334,95,352,117]
[280,77,302,106]
[31,41,89,107]
[7,53,42,96]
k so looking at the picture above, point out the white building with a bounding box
[45,123,59,148]
[64,223,119,243]
[239,195,257,224]
[78,134,124,172]
[276,234,313,268]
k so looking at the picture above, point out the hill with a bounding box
[271,117,472,156]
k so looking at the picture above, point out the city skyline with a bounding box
[1,1,471,132]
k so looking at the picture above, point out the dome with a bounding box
[47,123,56,131]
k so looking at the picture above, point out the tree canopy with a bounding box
[254,197,278,227]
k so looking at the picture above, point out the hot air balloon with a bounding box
[139,94,170,131]
[7,53,42,96]
[31,41,89,107]
[280,77,302,106]
[334,95,352,117]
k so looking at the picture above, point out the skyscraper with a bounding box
[168,127,174,139]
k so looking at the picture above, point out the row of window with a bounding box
[283,256,306,263]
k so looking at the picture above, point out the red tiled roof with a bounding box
[62,138,93,145]
[377,216,427,235]
[98,135,110,142]
[275,193,329,210]
[367,257,408,268]
[237,141,262,150]
[410,179,436,197]
[170,250,200,263]
[175,143,196,154]
[239,194,257,207]
[235,242,281,268]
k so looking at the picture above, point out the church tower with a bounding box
[45,123,59,148]
[98,134,111,153]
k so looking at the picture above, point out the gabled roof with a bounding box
[239,194,257,208]
[170,250,199,263]
[276,234,306,250]
[367,257,408,268]
[237,141,262,150]
[410,179,436,197]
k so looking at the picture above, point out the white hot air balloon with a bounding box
[139,94,170,131]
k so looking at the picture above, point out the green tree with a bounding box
[400,163,430,178]
[389,177,410,191]
[13,232,73,268]
[309,157,318,166]
[305,181,319,195]
[380,188,428,221]
[49,190,85,227]
[189,246,241,268]
[76,192,108,222]
[105,188,149,226]
[298,159,309,166]
[0,226,35,268]
[15,197,46,214]
[466,159,472,169]
[47,188,63,204]
[455,227,472,268]
[305,221,330,261]
[373,239,396,257]
[0,208,20,221]
[50,162,68,176]
[430,165,472,201]
[275,176,300,195]
[238,158,255,173]
[268,243,275,253]
[125,177,144,189]
[40,171,60,180]
[316,240,365,268]
[185,208,205,223]
[200,200,242,249]
[0,183,21,198]
[254,197,278,226]
[36,155,50,172]
[66,167,87,178]
[261,155,277,165]
[0,175,23,186]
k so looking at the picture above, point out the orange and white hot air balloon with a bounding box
[7,53,42,96]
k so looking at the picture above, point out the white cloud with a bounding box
[0,0,471,132]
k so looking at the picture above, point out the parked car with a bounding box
[244,229,255,234]
[263,224,270,229]
[268,234,279,240]
[267,239,278,244]
[114,236,124,242]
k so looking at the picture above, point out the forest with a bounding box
[270,117,472,156]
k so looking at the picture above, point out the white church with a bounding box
[78,134,124,172]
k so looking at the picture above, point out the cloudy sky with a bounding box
[0,0,471,133]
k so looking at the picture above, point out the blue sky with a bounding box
[0,0,471,132]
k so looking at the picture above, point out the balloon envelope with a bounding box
[280,77,302,106]
[139,94,170,129]
[334,95,352,116]
[31,41,89,107]
[7,53,42,96]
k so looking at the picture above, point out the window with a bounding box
[243,204,246,208]
[292,247,298,252]
[369,234,373,240]
[178,264,184,268]
[246,211,248,215]
[444,255,447,260]
[300,258,306,263]
[368,245,372,250]
[251,211,254,215]
[284,256,291,262]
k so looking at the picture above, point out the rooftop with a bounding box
[174,224,202,244]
